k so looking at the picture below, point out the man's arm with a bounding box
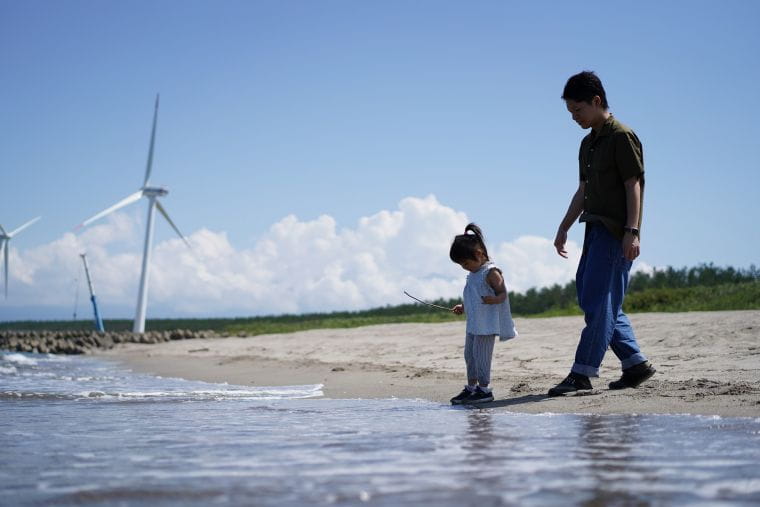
[623,176,641,261]
[554,182,585,258]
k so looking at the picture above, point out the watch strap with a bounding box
[623,227,639,237]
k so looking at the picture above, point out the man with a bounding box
[549,70,655,397]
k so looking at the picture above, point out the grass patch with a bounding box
[0,305,461,335]
[3,281,758,335]
[624,281,760,313]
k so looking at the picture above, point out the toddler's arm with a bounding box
[482,268,507,305]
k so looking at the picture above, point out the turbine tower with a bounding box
[76,95,190,333]
[0,216,41,298]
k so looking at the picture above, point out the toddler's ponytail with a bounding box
[450,223,490,263]
[464,223,489,260]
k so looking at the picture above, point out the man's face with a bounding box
[565,98,600,129]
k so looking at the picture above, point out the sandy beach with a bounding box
[99,310,760,417]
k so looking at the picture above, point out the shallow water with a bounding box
[2,352,760,506]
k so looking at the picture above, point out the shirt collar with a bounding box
[594,114,616,138]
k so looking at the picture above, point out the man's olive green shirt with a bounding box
[578,115,644,240]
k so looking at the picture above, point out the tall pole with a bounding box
[134,195,157,333]
[2,239,8,298]
[80,253,105,332]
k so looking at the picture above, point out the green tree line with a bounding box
[507,263,760,315]
[2,264,758,333]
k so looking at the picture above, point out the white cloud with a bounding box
[493,236,581,293]
[4,195,584,318]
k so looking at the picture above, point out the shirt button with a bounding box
[587,164,591,167]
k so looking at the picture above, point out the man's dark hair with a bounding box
[562,71,609,109]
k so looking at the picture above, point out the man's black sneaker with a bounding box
[465,387,494,404]
[609,361,656,390]
[450,387,475,405]
[548,372,592,397]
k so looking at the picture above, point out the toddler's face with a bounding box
[457,251,486,273]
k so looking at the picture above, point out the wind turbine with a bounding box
[76,95,190,333]
[0,216,41,298]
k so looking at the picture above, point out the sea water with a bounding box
[2,352,759,506]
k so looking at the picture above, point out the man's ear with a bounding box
[592,95,602,108]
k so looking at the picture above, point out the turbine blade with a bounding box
[155,200,191,248]
[76,190,143,230]
[8,216,41,237]
[143,94,160,187]
[0,224,6,236]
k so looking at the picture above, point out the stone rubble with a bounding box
[0,329,227,355]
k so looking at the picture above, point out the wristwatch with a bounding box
[623,227,639,237]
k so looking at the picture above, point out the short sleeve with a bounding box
[615,130,644,182]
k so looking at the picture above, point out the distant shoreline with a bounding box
[4,265,758,334]
[98,310,760,418]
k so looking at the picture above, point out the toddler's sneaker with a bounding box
[450,386,475,405]
[609,361,656,390]
[465,386,494,404]
[548,372,592,397]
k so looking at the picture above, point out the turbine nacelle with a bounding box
[142,186,169,198]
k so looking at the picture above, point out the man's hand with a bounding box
[554,227,569,258]
[452,304,464,315]
[481,295,502,304]
[623,232,640,261]
[554,183,584,259]
[623,176,642,261]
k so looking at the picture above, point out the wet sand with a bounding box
[99,310,760,417]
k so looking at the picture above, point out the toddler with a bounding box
[449,223,517,404]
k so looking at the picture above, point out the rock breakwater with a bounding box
[0,329,226,355]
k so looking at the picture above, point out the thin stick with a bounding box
[403,291,452,311]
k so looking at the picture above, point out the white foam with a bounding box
[68,384,325,401]
[697,478,760,497]
[0,365,17,374]
[2,353,38,365]
[39,354,71,362]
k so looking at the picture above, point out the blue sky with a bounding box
[1,1,759,321]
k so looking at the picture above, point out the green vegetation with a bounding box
[2,264,757,335]
[625,281,760,313]
[1,304,462,334]
[511,263,760,317]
